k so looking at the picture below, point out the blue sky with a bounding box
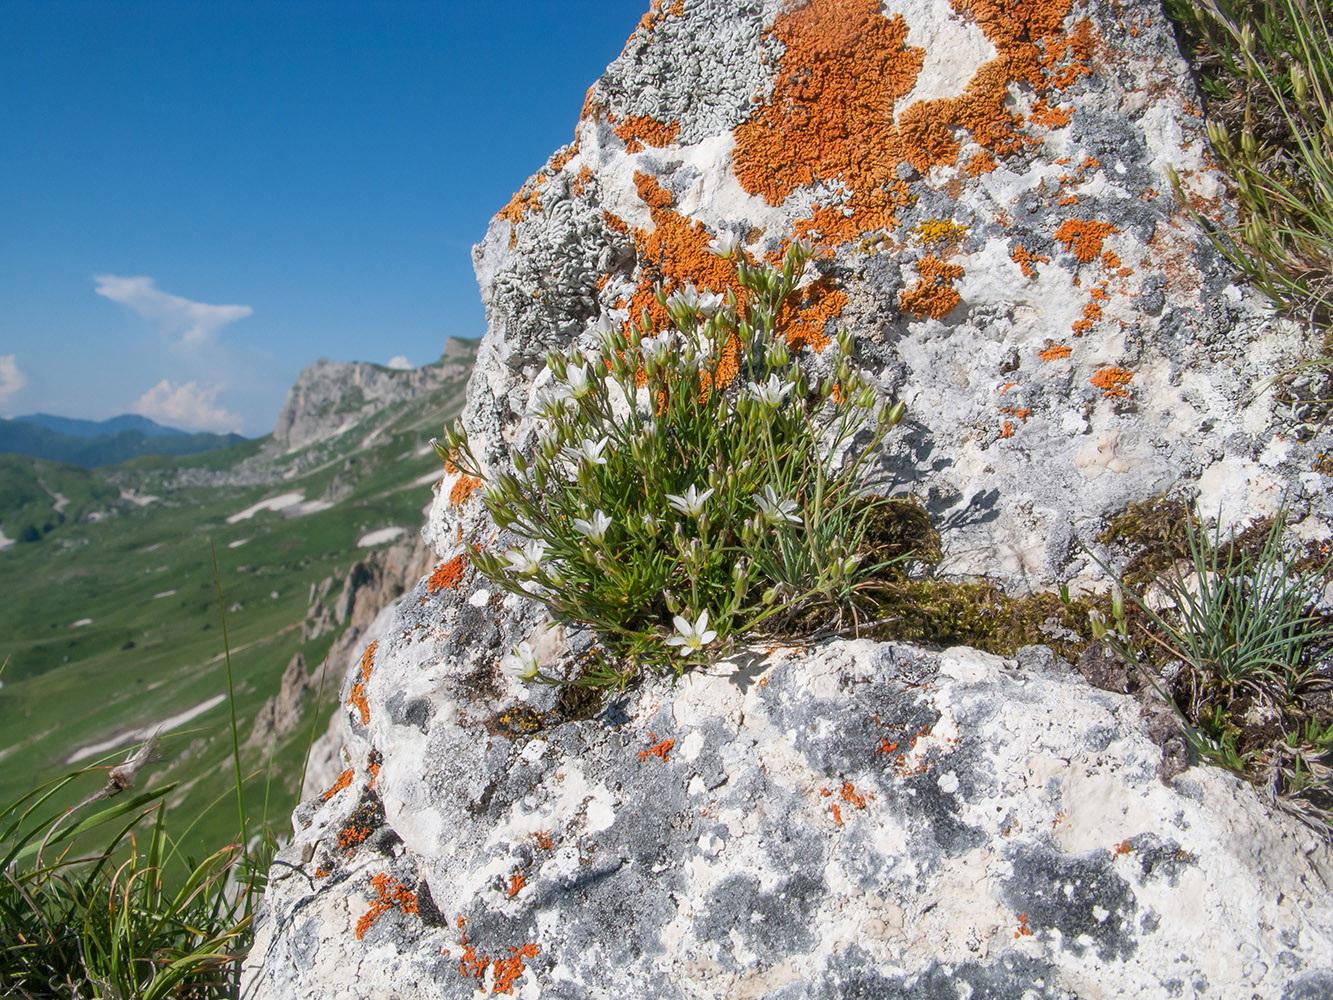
[0,1,638,435]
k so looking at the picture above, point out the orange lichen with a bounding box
[428,554,468,594]
[965,151,998,176]
[449,474,482,507]
[876,738,900,755]
[533,830,554,851]
[496,172,546,226]
[507,872,527,898]
[638,737,675,762]
[1000,420,1015,439]
[1090,367,1134,398]
[1101,249,1121,269]
[831,803,843,826]
[732,0,925,231]
[323,768,354,801]
[1015,912,1033,938]
[1111,838,1133,856]
[734,0,1090,242]
[355,872,418,940]
[1009,244,1050,280]
[899,256,965,319]
[1058,194,1079,206]
[1028,98,1073,128]
[1053,219,1119,262]
[839,782,867,809]
[492,943,540,995]
[1039,343,1072,361]
[549,145,577,175]
[776,276,845,353]
[346,640,378,726]
[615,115,680,153]
[572,164,595,197]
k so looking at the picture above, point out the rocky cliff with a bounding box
[272,339,477,451]
[244,1,1333,997]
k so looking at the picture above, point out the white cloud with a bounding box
[131,381,243,434]
[0,355,27,406]
[94,275,253,348]
[387,355,411,370]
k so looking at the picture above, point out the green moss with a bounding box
[859,496,941,570]
[860,579,1096,659]
[1096,495,1194,588]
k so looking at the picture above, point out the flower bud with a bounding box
[513,453,527,475]
[885,400,907,428]
[664,590,681,614]
[1089,609,1108,640]
[431,438,451,462]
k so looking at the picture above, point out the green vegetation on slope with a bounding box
[0,358,472,868]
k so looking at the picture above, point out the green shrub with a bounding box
[437,241,907,680]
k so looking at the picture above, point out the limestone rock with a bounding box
[246,629,1333,998]
[273,340,475,451]
[246,0,1333,996]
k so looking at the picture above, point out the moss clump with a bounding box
[858,496,941,568]
[1097,495,1194,587]
[861,580,1096,660]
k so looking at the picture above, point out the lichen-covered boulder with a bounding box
[245,627,1333,998]
[456,0,1329,588]
[244,0,1333,996]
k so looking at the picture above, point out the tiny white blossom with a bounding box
[561,436,610,466]
[695,289,725,318]
[500,641,540,680]
[563,363,592,399]
[639,337,674,371]
[572,509,613,545]
[756,484,802,526]
[748,373,794,409]
[504,539,547,576]
[664,610,718,656]
[666,484,715,517]
[707,232,739,258]
[665,283,701,314]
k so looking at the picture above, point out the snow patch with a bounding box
[121,489,160,507]
[153,589,177,600]
[358,526,407,547]
[70,618,93,628]
[226,492,305,523]
[65,694,228,764]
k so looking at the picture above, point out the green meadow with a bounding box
[0,361,471,863]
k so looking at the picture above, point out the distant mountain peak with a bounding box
[14,412,188,439]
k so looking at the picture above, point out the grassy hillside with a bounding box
[0,358,472,863]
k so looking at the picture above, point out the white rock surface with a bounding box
[246,0,1333,996]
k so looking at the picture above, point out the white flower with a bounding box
[665,283,701,314]
[503,539,547,576]
[695,290,725,318]
[500,641,540,680]
[664,610,718,656]
[666,484,715,517]
[572,509,612,545]
[756,485,801,526]
[561,436,610,466]
[708,232,739,258]
[640,333,675,368]
[563,363,592,399]
[748,373,794,409]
